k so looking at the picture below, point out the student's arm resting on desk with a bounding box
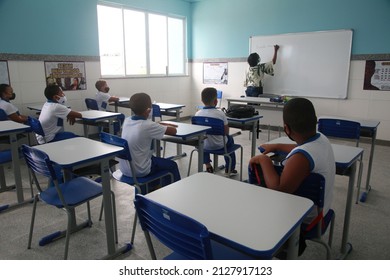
[67,110,82,125]
[259,143,296,155]
[250,147,310,193]
[108,96,120,103]
[160,123,177,135]
[8,112,28,124]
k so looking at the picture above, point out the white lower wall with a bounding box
[5,59,390,141]
[190,60,390,142]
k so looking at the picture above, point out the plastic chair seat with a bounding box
[0,150,12,164]
[40,177,102,208]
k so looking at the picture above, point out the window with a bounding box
[97,4,187,77]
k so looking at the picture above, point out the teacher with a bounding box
[244,45,279,97]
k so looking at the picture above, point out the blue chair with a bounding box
[99,132,174,244]
[187,116,243,180]
[318,118,363,203]
[0,108,8,121]
[85,98,99,110]
[21,144,105,259]
[134,194,258,260]
[27,116,47,144]
[294,173,335,260]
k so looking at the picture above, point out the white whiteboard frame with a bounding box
[249,29,353,99]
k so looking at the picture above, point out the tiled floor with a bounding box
[1,126,390,260]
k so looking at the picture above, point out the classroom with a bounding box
[1,0,390,263]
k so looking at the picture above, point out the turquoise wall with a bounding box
[0,0,191,56]
[0,0,388,59]
[191,0,390,58]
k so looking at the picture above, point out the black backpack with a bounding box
[222,104,255,118]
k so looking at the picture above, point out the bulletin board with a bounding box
[250,29,353,99]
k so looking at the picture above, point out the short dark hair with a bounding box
[0,84,10,98]
[247,53,260,67]
[44,84,61,100]
[283,98,317,134]
[95,80,106,91]
[201,87,217,106]
[129,92,151,115]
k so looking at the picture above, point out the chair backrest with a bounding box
[100,132,131,161]
[318,118,360,146]
[134,194,213,260]
[27,116,46,142]
[217,90,223,107]
[21,144,60,189]
[85,98,99,110]
[0,108,8,121]
[152,104,162,121]
[191,116,224,136]
[294,173,325,208]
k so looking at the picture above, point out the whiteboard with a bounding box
[250,29,353,99]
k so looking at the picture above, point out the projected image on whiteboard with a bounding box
[364,60,390,91]
[203,62,228,84]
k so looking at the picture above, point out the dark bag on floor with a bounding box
[222,104,255,118]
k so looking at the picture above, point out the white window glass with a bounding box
[124,10,147,75]
[149,14,167,75]
[168,17,185,75]
[97,5,125,76]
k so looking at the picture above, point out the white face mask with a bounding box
[57,95,67,105]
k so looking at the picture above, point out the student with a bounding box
[0,84,28,123]
[244,45,279,97]
[118,92,181,187]
[37,84,81,144]
[195,87,237,175]
[95,80,119,110]
[248,97,335,256]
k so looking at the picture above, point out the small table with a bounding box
[77,110,121,136]
[34,137,130,259]
[264,136,364,259]
[145,173,313,259]
[228,115,263,157]
[227,96,285,112]
[157,121,211,172]
[319,116,380,203]
[0,121,31,212]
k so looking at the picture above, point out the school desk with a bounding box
[145,172,313,259]
[319,116,380,203]
[34,137,131,259]
[77,110,121,136]
[0,121,31,212]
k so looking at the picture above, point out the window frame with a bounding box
[97,3,188,78]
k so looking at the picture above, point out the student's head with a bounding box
[0,84,15,101]
[201,87,218,106]
[247,53,260,67]
[283,98,317,138]
[95,80,109,93]
[129,92,152,116]
[44,84,66,104]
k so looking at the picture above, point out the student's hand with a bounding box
[274,45,279,51]
[259,143,277,154]
[159,122,178,127]
[249,154,270,169]
[67,116,76,125]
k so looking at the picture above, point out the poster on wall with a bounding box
[363,60,390,91]
[44,61,87,91]
[203,62,228,84]
[0,61,10,85]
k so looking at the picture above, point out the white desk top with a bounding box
[0,120,30,134]
[145,173,313,257]
[79,110,121,121]
[34,137,123,167]
[156,103,185,110]
[160,121,211,139]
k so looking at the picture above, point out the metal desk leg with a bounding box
[360,130,376,202]
[251,121,257,157]
[197,134,205,172]
[339,162,356,259]
[10,134,24,203]
[286,227,300,260]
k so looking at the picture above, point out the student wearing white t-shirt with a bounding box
[95,80,119,111]
[195,87,237,175]
[37,84,82,144]
[0,84,28,123]
[248,97,335,256]
[118,92,181,187]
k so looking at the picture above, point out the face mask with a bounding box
[104,87,110,93]
[57,95,67,105]
[9,92,16,100]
